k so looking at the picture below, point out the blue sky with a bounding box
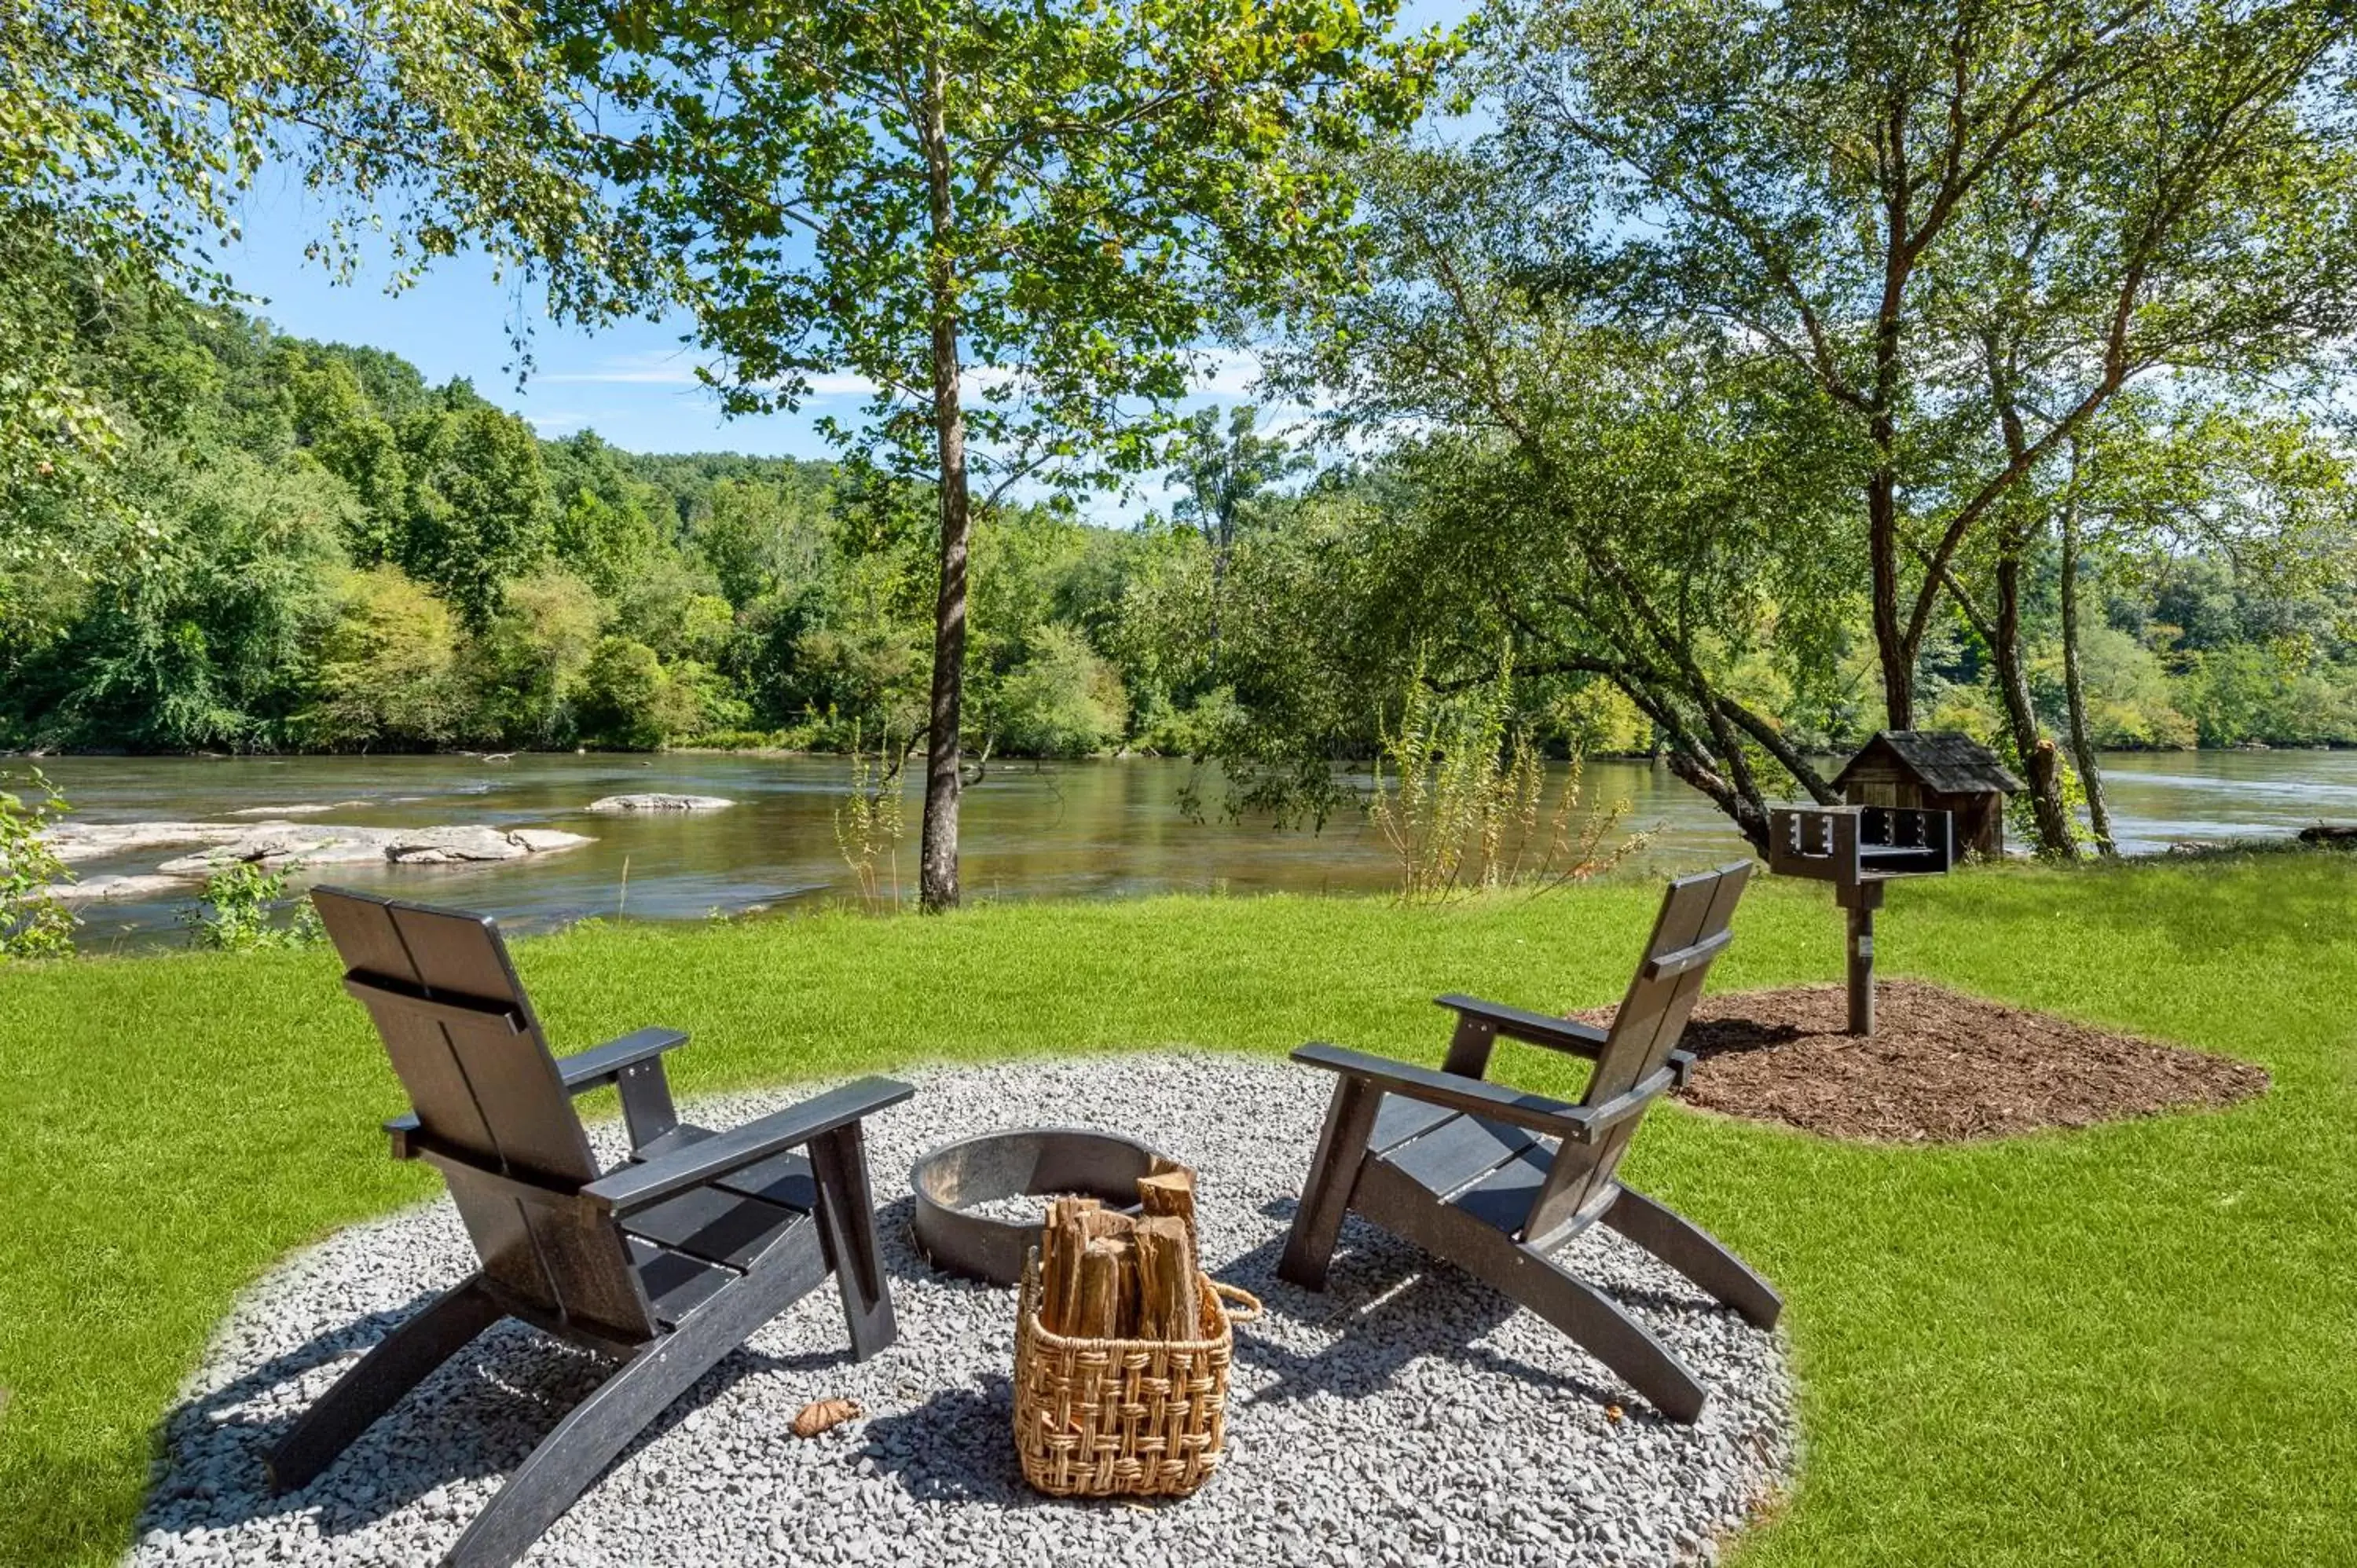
[217,1,1473,521]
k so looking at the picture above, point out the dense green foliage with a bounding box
[6,0,2355,851]
[1206,0,2357,852]
[0,295,1190,757]
[2,0,645,568]
[3,285,2352,781]
[3,858,2354,1563]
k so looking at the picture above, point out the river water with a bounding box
[22,749,2357,949]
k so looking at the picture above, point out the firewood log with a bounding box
[1133,1216,1199,1340]
[1138,1163,1198,1273]
[1041,1196,1101,1334]
[1075,1236,1135,1339]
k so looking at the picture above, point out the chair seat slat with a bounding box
[1446,1145,1554,1237]
[1380,1111,1541,1201]
[621,1187,812,1273]
[624,1238,736,1328]
[1369,1095,1456,1154]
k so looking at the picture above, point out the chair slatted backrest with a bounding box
[314,886,659,1345]
[1523,861,1750,1241]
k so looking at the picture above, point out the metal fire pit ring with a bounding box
[910,1126,1171,1286]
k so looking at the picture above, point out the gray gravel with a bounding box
[130,1053,1796,1567]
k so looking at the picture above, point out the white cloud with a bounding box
[541,350,706,387]
[523,411,592,433]
[1187,346,1266,398]
[800,371,878,397]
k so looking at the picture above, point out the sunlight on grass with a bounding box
[2,857,2352,1565]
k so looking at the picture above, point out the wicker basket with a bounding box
[1011,1250,1263,1498]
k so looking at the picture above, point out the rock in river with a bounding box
[44,873,192,903]
[585,793,734,813]
[42,822,252,864]
[150,823,594,876]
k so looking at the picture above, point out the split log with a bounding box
[1137,1164,1198,1274]
[1074,1236,1135,1339]
[1133,1216,1199,1340]
[1080,1207,1135,1244]
[1041,1197,1102,1334]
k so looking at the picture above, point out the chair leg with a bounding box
[1277,1075,1380,1291]
[434,1334,708,1568]
[808,1122,896,1361]
[267,1276,503,1493]
[1490,1244,1712,1424]
[439,1218,834,1568]
[1604,1186,1784,1328]
[1351,1160,1712,1423]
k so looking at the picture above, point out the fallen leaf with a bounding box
[1605,1404,1625,1424]
[790,1398,863,1438]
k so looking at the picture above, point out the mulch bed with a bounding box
[1573,980,2269,1144]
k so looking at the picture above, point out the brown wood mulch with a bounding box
[1571,979,2269,1144]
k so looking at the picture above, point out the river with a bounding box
[21,749,2357,950]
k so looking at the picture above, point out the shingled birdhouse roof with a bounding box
[1833,730,2024,797]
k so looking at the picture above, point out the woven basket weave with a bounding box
[1011,1250,1263,1498]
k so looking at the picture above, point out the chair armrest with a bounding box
[557,1027,691,1093]
[1292,1042,1589,1143]
[1435,995,1613,1059]
[584,1075,915,1216]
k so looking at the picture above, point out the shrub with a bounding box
[995,626,1127,758]
[574,636,676,749]
[177,863,322,952]
[296,565,462,748]
[0,770,74,960]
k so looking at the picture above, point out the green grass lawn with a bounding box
[3,855,2354,1566]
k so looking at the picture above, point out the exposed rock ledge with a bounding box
[44,822,251,864]
[585,793,734,813]
[154,824,591,874]
[48,873,192,903]
[44,821,592,877]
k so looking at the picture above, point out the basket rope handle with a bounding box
[1211,1280,1263,1324]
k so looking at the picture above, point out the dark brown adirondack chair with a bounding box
[269,887,912,1567]
[1277,863,1780,1423]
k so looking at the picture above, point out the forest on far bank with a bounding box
[2,279,2354,771]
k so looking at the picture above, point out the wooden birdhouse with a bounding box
[1831,731,2022,858]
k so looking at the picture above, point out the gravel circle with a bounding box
[131,1053,1796,1567]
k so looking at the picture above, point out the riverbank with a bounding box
[20,749,2357,950]
[2,857,2352,1565]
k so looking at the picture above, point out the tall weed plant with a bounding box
[834,722,909,911]
[1369,650,1643,903]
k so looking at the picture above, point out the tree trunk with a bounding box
[1205,538,1226,680]
[917,56,969,913]
[2058,487,2115,854]
[1867,466,1914,729]
[1991,533,2078,859]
